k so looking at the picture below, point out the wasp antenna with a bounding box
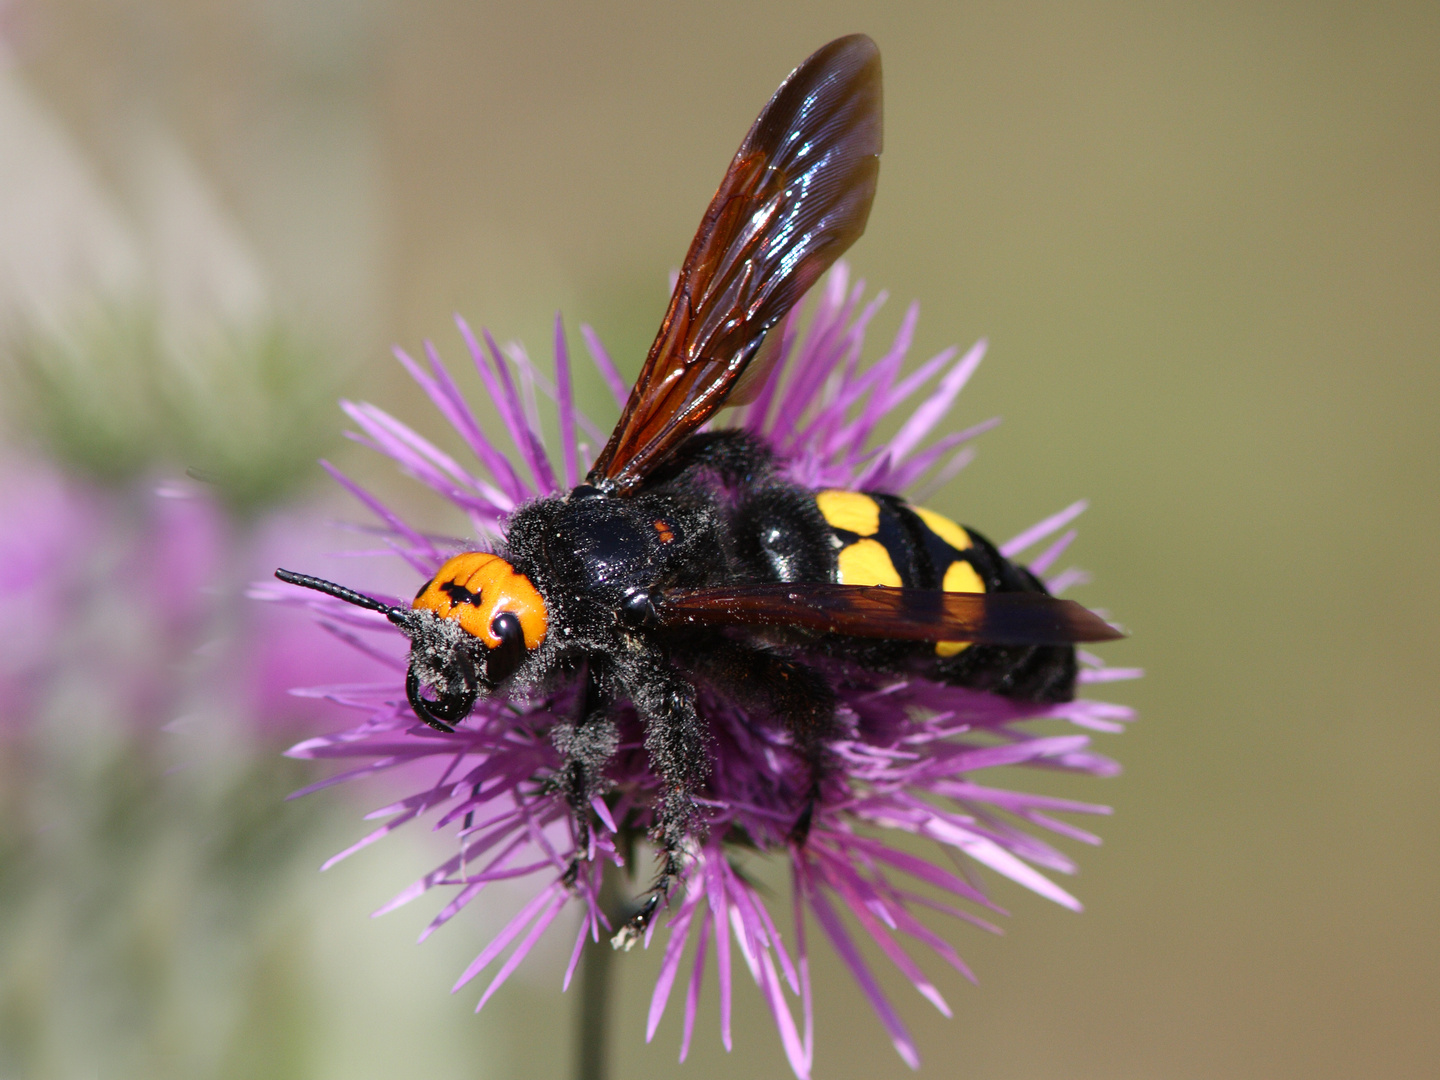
[274,568,408,624]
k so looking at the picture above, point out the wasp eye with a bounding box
[486,612,527,685]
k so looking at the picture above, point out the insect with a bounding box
[277,34,1120,943]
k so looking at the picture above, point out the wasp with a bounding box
[278,34,1120,942]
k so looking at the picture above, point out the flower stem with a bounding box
[574,867,627,1080]
[574,923,613,1080]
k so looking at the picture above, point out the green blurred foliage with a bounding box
[3,310,160,484]
[0,741,331,1080]
[3,309,346,518]
[160,323,348,517]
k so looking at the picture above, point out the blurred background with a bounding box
[0,1,1436,1078]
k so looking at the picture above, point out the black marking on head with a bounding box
[441,580,482,607]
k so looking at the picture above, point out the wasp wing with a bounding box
[587,35,882,494]
[656,583,1122,646]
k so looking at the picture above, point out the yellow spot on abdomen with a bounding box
[816,490,881,536]
[942,559,985,595]
[936,559,986,657]
[836,539,903,588]
[413,552,548,649]
[913,505,973,552]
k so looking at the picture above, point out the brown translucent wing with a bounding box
[655,583,1123,646]
[587,35,883,494]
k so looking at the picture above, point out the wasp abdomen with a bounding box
[807,488,1077,702]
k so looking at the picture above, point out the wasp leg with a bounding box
[551,666,618,886]
[612,660,707,949]
[689,643,837,847]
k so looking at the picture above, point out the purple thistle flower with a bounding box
[273,264,1138,1076]
[0,455,376,736]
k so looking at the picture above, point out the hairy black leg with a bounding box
[612,659,708,948]
[690,643,837,846]
[551,666,618,884]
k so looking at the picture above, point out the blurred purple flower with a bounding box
[272,265,1138,1076]
[0,457,371,736]
[0,460,98,724]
